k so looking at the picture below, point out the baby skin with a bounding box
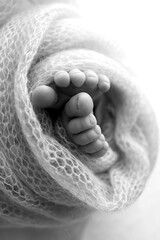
[31,69,110,158]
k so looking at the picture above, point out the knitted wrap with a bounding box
[0,0,158,227]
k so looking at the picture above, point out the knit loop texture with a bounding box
[0,0,158,227]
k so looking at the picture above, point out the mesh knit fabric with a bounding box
[0,0,158,227]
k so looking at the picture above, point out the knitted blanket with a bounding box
[0,0,158,227]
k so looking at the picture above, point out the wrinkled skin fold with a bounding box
[0,0,158,227]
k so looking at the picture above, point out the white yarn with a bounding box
[0,0,158,227]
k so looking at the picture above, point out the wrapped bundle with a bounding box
[0,0,158,227]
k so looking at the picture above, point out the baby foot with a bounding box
[31,69,110,158]
[61,92,109,158]
[31,69,110,110]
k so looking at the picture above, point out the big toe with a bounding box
[64,92,94,118]
[31,85,58,108]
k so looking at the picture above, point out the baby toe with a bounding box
[67,114,97,134]
[72,125,101,146]
[64,92,93,118]
[69,69,86,87]
[31,85,58,108]
[54,70,70,87]
[81,133,106,154]
[90,141,109,158]
[84,70,99,89]
[98,74,110,93]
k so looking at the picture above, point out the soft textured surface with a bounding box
[0,0,158,228]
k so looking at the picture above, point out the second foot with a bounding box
[31,69,110,110]
[61,92,109,158]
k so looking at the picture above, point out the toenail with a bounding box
[95,125,101,134]
[100,134,105,142]
[69,69,86,87]
[103,141,109,150]
[89,114,97,125]
[100,82,110,92]
[54,71,70,87]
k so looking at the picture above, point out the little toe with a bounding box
[80,134,106,154]
[31,85,58,108]
[54,70,70,87]
[90,141,109,158]
[67,114,97,134]
[64,92,94,118]
[84,70,99,89]
[98,74,110,93]
[69,69,86,87]
[72,125,101,145]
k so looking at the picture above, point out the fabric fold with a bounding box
[0,0,158,227]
